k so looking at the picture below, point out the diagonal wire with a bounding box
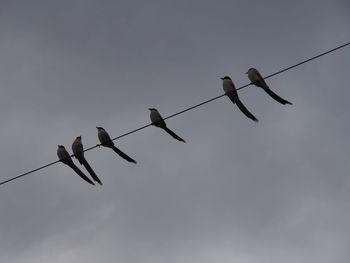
[1,42,349,186]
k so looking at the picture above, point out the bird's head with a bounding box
[148,108,157,112]
[246,68,256,74]
[220,76,231,80]
[58,145,65,149]
[96,127,104,131]
[76,136,82,140]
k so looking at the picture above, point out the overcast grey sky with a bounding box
[0,1,349,262]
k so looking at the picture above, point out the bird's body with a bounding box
[71,137,84,164]
[57,145,94,185]
[150,109,166,128]
[247,68,292,105]
[149,108,186,143]
[72,136,102,185]
[97,127,114,147]
[97,127,137,164]
[221,76,258,122]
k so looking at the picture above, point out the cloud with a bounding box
[0,1,349,263]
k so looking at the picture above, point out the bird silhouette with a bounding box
[247,68,292,105]
[57,145,95,185]
[72,136,102,185]
[221,76,258,122]
[149,108,186,143]
[97,127,137,164]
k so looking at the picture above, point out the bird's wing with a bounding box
[250,70,268,89]
[154,118,167,129]
[226,91,237,104]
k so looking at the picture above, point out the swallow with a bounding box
[221,76,258,122]
[72,136,102,185]
[246,68,292,105]
[97,127,137,164]
[57,145,95,185]
[149,108,186,143]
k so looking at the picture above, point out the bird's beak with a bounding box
[245,71,248,74]
[148,108,151,111]
[220,77,224,80]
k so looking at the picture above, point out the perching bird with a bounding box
[221,76,259,122]
[246,68,292,105]
[149,108,186,143]
[57,145,95,185]
[97,127,137,164]
[72,136,102,185]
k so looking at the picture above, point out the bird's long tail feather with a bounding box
[262,87,292,105]
[81,158,102,185]
[69,163,95,185]
[164,127,186,143]
[111,146,137,164]
[227,93,258,122]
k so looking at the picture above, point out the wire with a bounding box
[1,42,349,186]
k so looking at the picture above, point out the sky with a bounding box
[0,0,349,262]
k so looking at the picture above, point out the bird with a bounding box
[72,136,103,185]
[96,127,137,164]
[221,76,259,122]
[246,68,292,105]
[57,145,95,185]
[149,108,186,143]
